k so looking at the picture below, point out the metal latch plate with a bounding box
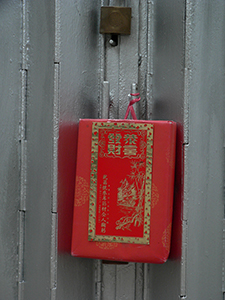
[100,6,131,35]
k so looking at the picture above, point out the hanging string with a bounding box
[124,93,141,120]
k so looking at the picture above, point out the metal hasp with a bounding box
[100,6,131,35]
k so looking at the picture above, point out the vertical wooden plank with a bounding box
[149,0,185,298]
[1,1,24,299]
[143,264,150,300]
[105,35,120,119]
[146,0,154,121]
[57,0,99,299]
[24,0,55,297]
[95,260,102,300]
[182,1,225,297]
[138,0,148,120]
[105,0,123,119]
[135,263,144,300]
[116,263,136,300]
[102,264,116,300]
[119,0,139,118]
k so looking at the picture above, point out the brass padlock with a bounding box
[100,6,132,35]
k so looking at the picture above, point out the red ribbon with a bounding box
[124,93,141,120]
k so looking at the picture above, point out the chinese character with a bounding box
[108,133,114,143]
[124,134,137,145]
[123,145,137,156]
[115,145,122,155]
[115,133,122,144]
[108,143,115,154]
[101,228,106,233]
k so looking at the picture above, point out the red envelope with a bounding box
[71,119,176,263]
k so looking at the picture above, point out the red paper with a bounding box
[71,119,176,263]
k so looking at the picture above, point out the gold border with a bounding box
[88,122,154,245]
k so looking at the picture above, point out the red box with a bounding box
[71,119,176,263]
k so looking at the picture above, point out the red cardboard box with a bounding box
[71,119,176,263]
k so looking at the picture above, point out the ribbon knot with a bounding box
[124,93,141,120]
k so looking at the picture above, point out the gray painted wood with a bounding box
[118,1,139,118]
[135,263,144,300]
[149,1,225,299]
[0,0,225,299]
[116,263,136,300]
[102,264,116,299]
[23,1,55,298]
[0,1,21,299]
[56,0,99,299]
[148,0,186,298]
[184,1,225,298]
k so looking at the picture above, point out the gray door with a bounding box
[0,1,225,299]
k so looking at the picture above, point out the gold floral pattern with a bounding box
[74,176,89,206]
[162,223,172,252]
[166,148,175,169]
[151,183,159,208]
[95,242,119,250]
[116,161,145,231]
